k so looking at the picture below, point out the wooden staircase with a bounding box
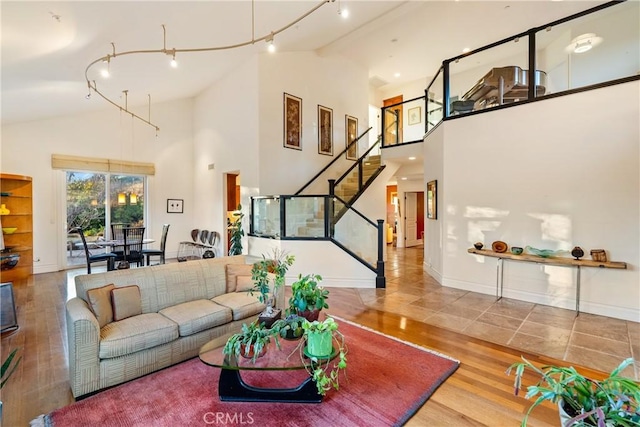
[333,155,381,202]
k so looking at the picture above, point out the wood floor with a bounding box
[0,248,618,426]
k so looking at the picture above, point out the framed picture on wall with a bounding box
[345,115,358,160]
[427,180,437,220]
[408,106,421,125]
[167,199,184,213]
[317,105,333,156]
[284,93,302,150]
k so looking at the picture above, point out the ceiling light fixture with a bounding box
[337,0,349,18]
[170,51,178,68]
[85,0,336,133]
[100,57,110,78]
[408,156,416,160]
[266,33,276,53]
[566,33,602,54]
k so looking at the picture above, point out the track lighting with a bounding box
[85,0,333,132]
[101,57,110,78]
[337,0,349,18]
[266,33,276,53]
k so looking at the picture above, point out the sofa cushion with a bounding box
[211,293,265,321]
[99,313,179,359]
[225,263,254,293]
[86,284,115,328]
[159,299,232,337]
[111,285,142,321]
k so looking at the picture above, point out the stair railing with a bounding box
[294,127,373,196]
[249,193,386,288]
[330,135,384,207]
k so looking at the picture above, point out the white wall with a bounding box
[428,80,639,321]
[257,51,369,196]
[193,55,260,252]
[423,123,444,280]
[1,98,196,273]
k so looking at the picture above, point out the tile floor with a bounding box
[359,245,639,379]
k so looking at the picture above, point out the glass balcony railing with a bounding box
[383,1,639,147]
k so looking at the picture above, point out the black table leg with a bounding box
[218,367,322,403]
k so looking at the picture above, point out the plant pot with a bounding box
[239,343,267,360]
[558,400,573,427]
[258,308,281,329]
[297,308,321,322]
[305,330,333,358]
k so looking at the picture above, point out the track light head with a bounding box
[170,53,178,68]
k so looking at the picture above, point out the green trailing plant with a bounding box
[506,356,640,427]
[250,248,295,306]
[287,273,329,316]
[299,316,347,396]
[223,319,280,363]
[227,204,244,256]
[1,348,21,389]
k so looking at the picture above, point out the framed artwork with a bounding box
[317,105,333,156]
[284,93,302,150]
[345,115,358,160]
[167,198,184,213]
[408,106,422,125]
[427,180,437,220]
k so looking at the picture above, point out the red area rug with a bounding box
[38,318,459,427]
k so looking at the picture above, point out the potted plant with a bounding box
[506,356,640,426]
[298,316,347,396]
[222,319,280,363]
[250,249,295,310]
[288,273,329,321]
[1,348,21,423]
[227,204,244,256]
[272,313,305,341]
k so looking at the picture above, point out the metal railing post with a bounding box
[376,219,386,288]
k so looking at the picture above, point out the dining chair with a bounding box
[69,227,117,274]
[142,224,170,266]
[123,227,145,268]
[110,223,128,261]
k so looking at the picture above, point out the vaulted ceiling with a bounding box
[1,1,605,126]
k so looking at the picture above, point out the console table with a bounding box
[467,248,627,314]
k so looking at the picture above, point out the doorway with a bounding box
[404,191,424,248]
[224,172,241,255]
[383,95,403,145]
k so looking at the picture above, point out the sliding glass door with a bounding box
[66,172,145,268]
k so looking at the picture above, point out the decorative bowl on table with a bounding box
[491,241,508,253]
[510,246,524,255]
[2,227,17,234]
[525,246,562,258]
[0,253,20,270]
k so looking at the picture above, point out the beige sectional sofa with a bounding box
[66,255,275,398]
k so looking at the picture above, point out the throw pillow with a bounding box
[86,284,115,328]
[110,285,142,321]
[236,275,256,293]
[225,263,254,293]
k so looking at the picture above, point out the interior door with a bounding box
[405,192,418,247]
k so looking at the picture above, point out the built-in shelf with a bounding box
[1,173,33,282]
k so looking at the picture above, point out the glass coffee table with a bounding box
[199,337,332,403]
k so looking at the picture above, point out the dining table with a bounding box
[96,238,155,269]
